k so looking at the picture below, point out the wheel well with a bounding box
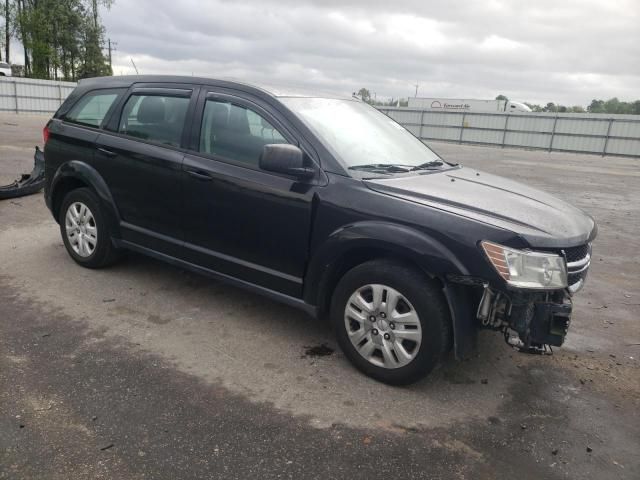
[316,247,442,320]
[52,177,89,222]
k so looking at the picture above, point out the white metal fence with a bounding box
[379,107,640,158]
[2,77,639,158]
[0,77,76,115]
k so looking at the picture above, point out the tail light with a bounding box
[43,125,50,144]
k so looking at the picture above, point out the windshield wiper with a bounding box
[348,163,412,173]
[410,161,444,170]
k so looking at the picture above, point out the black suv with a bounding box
[43,76,596,384]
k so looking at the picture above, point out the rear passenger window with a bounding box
[119,94,190,147]
[199,100,287,167]
[65,89,124,127]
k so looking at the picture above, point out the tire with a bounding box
[331,259,451,385]
[59,188,121,268]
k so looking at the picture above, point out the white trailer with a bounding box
[408,97,531,113]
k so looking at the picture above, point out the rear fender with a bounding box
[49,160,121,236]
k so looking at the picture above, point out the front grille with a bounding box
[562,243,591,293]
[564,244,590,264]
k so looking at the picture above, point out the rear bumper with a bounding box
[0,147,46,200]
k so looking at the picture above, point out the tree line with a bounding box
[498,95,640,115]
[0,0,113,80]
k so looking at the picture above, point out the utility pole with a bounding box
[107,38,117,68]
[414,81,419,97]
[130,57,139,74]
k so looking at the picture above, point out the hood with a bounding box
[364,166,597,248]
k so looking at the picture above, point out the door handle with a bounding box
[185,169,213,181]
[97,147,117,157]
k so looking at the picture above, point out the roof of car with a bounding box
[78,75,354,101]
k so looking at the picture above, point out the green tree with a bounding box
[11,0,112,80]
[587,99,605,113]
[604,97,621,114]
[495,94,509,101]
[1,0,10,62]
[357,88,371,103]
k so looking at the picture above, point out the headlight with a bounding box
[481,241,567,289]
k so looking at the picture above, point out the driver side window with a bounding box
[199,100,288,168]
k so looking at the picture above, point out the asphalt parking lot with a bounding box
[1,112,639,479]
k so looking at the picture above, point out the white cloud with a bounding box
[100,0,640,105]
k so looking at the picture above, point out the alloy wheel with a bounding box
[344,284,422,369]
[65,201,98,258]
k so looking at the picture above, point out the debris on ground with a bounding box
[303,344,334,357]
[0,147,45,200]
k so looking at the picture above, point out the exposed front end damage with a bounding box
[447,241,592,358]
[477,286,572,354]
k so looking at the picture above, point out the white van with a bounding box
[0,62,12,77]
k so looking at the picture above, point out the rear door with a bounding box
[45,87,126,197]
[96,85,198,254]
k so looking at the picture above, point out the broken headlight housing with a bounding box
[481,241,567,289]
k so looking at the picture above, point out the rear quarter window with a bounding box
[64,89,125,127]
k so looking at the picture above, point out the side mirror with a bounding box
[259,144,315,179]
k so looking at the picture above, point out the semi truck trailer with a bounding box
[408,97,532,113]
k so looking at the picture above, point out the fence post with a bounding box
[549,115,558,152]
[602,118,613,157]
[459,112,466,144]
[502,114,510,148]
[58,83,63,104]
[419,110,425,140]
[13,80,19,114]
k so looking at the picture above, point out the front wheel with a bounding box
[331,259,451,385]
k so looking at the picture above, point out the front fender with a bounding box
[304,220,479,360]
[304,220,469,303]
[50,160,121,235]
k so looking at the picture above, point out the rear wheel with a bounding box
[59,188,121,268]
[331,259,451,385]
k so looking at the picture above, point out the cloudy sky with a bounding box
[102,0,639,106]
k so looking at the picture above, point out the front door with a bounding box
[181,92,321,297]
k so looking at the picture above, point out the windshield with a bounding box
[280,97,444,173]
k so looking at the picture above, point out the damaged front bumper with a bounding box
[0,147,45,200]
[445,275,575,359]
[477,286,572,354]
